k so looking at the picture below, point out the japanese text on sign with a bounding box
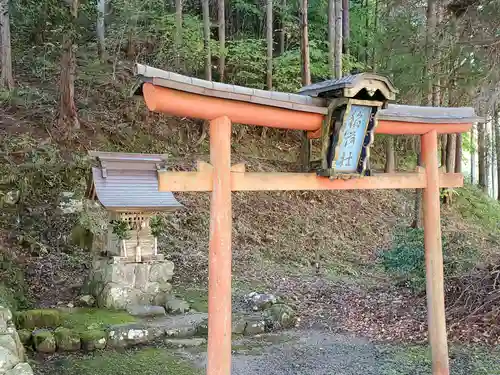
[334,105,372,173]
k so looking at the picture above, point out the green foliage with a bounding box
[61,308,136,333]
[15,309,62,330]
[0,252,31,310]
[454,184,500,234]
[226,39,266,89]
[380,345,500,375]
[150,215,166,238]
[381,228,479,292]
[111,220,131,241]
[41,347,202,375]
[77,201,109,237]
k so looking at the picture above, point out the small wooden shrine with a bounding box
[86,151,183,262]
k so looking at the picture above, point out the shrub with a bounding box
[381,228,479,292]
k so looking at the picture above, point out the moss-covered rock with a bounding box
[54,327,81,351]
[263,303,297,329]
[80,330,106,351]
[17,329,31,346]
[15,309,61,330]
[32,330,56,353]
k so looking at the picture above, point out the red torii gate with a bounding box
[132,64,480,375]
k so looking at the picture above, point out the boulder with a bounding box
[245,292,277,311]
[106,323,162,348]
[165,297,190,315]
[54,328,81,352]
[0,346,19,373]
[149,262,174,284]
[32,330,56,353]
[77,295,96,307]
[195,319,208,337]
[0,335,19,359]
[3,191,20,206]
[263,303,297,329]
[17,331,31,347]
[126,305,166,318]
[164,338,206,348]
[243,318,266,336]
[80,330,107,351]
[5,363,34,375]
[14,310,61,330]
[164,326,197,339]
[231,316,247,335]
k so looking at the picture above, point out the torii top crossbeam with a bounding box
[131,63,481,375]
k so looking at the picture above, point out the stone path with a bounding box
[184,330,389,375]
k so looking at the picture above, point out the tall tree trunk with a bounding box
[364,0,369,66]
[470,126,475,184]
[424,0,437,106]
[278,0,286,55]
[299,0,310,86]
[202,0,211,81]
[446,134,455,173]
[299,0,311,171]
[328,0,335,78]
[454,133,462,173]
[334,0,342,78]
[342,0,349,56]
[266,0,273,89]
[58,0,80,133]
[441,135,447,167]
[175,0,182,69]
[218,0,225,82]
[413,0,437,228]
[486,124,491,195]
[478,121,487,192]
[371,0,378,72]
[97,0,106,60]
[385,136,395,173]
[0,0,14,90]
[495,112,500,200]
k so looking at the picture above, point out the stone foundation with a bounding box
[87,257,174,309]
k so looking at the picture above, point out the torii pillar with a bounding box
[136,77,476,375]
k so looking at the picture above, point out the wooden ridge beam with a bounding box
[157,164,463,192]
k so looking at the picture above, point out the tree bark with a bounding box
[202,0,211,81]
[342,0,349,56]
[58,0,80,133]
[414,0,437,228]
[299,0,310,86]
[494,111,500,200]
[0,0,14,90]
[175,0,182,69]
[470,126,475,184]
[424,0,437,106]
[385,136,395,173]
[454,133,462,173]
[371,0,378,72]
[266,0,273,90]
[298,0,311,171]
[446,134,455,173]
[334,0,342,78]
[97,0,106,60]
[328,0,335,78]
[278,0,286,55]
[478,121,487,192]
[440,135,447,167]
[218,0,225,82]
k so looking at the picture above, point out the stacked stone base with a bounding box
[87,257,174,309]
[0,307,33,374]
